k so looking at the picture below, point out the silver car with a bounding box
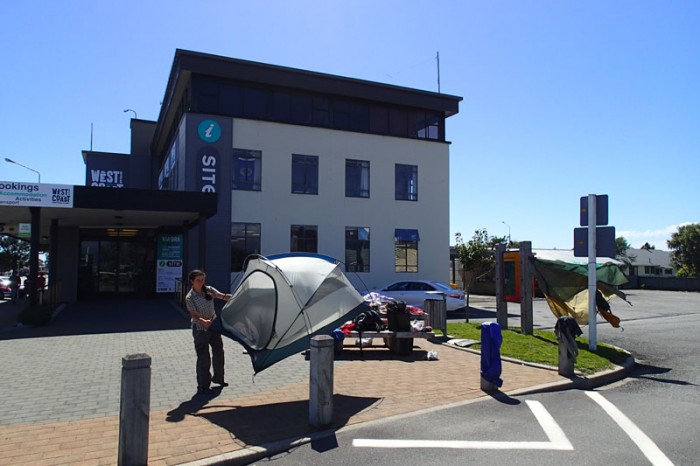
[372,280,466,312]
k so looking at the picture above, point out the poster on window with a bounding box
[156,234,183,293]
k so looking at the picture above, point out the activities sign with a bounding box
[0,181,73,208]
[156,234,184,293]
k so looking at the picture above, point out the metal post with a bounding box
[519,241,533,335]
[118,354,151,466]
[495,243,508,330]
[28,207,41,306]
[309,335,334,427]
[588,194,597,351]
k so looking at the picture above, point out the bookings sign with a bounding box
[0,181,73,208]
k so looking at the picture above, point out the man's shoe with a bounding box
[197,387,211,394]
[212,380,229,387]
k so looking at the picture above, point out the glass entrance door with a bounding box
[79,229,157,298]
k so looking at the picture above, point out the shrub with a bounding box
[17,305,53,326]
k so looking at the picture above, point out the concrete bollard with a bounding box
[558,338,575,377]
[554,317,581,378]
[118,353,151,466]
[309,335,334,427]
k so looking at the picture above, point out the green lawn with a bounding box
[443,322,630,375]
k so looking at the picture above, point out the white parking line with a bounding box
[585,391,674,466]
[353,400,573,450]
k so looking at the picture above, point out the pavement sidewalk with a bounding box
[0,298,633,465]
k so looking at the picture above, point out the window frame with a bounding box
[290,224,318,253]
[291,154,319,195]
[345,159,370,198]
[345,226,370,273]
[231,222,261,272]
[232,148,262,191]
[395,164,418,201]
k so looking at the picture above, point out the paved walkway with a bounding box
[0,297,626,465]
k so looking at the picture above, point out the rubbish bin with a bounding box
[554,316,582,377]
[480,321,503,391]
[424,294,447,336]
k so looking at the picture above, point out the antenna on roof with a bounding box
[90,123,93,151]
[436,51,441,93]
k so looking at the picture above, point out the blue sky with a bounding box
[2,1,698,250]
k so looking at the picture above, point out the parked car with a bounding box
[370,280,466,312]
[0,276,10,300]
[0,275,27,300]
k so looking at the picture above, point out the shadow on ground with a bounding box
[194,394,379,448]
[0,298,189,340]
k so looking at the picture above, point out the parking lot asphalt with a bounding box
[0,295,633,465]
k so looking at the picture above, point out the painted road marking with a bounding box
[353,400,573,450]
[585,391,674,466]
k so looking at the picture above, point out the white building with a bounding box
[77,49,463,296]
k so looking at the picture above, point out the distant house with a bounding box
[625,248,675,277]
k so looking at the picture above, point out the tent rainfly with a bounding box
[211,253,368,373]
[532,258,631,328]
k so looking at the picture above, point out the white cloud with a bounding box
[618,222,694,249]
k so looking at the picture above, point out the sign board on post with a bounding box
[573,226,616,258]
[580,195,609,226]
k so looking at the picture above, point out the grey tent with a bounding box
[211,253,368,373]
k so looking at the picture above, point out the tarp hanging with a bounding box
[532,258,630,327]
[210,253,368,373]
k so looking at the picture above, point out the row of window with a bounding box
[231,223,419,274]
[191,76,445,142]
[234,149,419,200]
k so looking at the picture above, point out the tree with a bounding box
[454,229,496,320]
[667,223,700,277]
[0,235,30,273]
[640,242,656,250]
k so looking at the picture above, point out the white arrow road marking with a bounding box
[585,391,674,466]
[353,400,573,450]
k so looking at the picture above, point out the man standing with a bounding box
[9,270,20,304]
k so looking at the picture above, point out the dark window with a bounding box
[395,229,419,273]
[291,94,312,125]
[291,225,317,253]
[333,100,351,130]
[350,102,370,132]
[232,149,262,191]
[271,91,291,121]
[243,87,267,119]
[395,164,418,201]
[220,83,244,115]
[231,223,261,272]
[345,159,370,198]
[389,108,407,137]
[291,154,319,195]
[345,227,370,273]
[312,97,330,127]
[369,105,389,134]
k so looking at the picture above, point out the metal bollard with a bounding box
[480,322,503,392]
[309,335,334,427]
[118,353,151,466]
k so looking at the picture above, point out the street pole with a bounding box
[588,194,597,351]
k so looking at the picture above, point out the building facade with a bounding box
[4,49,462,303]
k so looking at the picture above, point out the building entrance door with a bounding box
[79,229,156,299]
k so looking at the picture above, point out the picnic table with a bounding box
[343,329,435,355]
